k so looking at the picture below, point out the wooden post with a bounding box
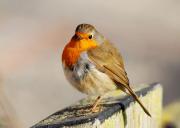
[31,83,162,128]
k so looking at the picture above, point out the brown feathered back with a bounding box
[87,41,151,117]
[88,41,129,86]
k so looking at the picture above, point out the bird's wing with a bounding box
[87,41,151,117]
[87,41,129,86]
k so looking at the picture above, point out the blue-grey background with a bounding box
[0,0,180,127]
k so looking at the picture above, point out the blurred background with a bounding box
[0,0,180,127]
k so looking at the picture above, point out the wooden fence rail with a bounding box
[32,83,162,128]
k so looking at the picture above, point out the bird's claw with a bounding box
[91,106,102,113]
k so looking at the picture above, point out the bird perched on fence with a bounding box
[62,24,151,117]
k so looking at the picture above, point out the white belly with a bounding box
[63,65,117,96]
[81,68,117,95]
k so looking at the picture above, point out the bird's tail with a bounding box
[125,86,151,117]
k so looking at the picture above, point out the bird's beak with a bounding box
[74,32,98,50]
[75,32,89,39]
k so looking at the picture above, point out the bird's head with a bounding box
[62,24,105,67]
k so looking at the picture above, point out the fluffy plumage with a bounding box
[62,24,151,116]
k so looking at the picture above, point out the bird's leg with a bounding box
[91,96,101,113]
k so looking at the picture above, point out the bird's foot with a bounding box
[91,105,102,113]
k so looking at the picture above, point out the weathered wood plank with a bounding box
[31,83,162,128]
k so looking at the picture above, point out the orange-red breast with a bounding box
[62,24,151,117]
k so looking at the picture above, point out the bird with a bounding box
[62,23,151,117]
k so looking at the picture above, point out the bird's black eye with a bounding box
[88,35,93,39]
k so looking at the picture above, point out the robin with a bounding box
[62,24,151,117]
